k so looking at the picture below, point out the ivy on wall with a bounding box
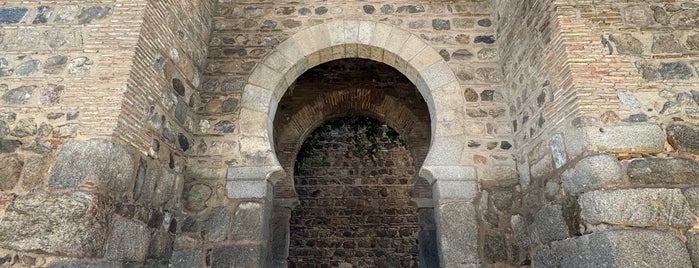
[294,116,404,174]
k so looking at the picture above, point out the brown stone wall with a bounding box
[289,117,420,267]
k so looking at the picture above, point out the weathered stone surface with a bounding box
[206,207,231,242]
[436,200,478,266]
[628,157,699,185]
[561,154,623,193]
[212,244,265,268]
[580,188,695,228]
[148,230,174,260]
[432,19,450,30]
[0,154,22,191]
[15,60,40,76]
[0,139,21,153]
[104,217,150,262]
[652,33,683,53]
[11,118,37,137]
[667,124,699,155]
[660,62,693,80]
[688,34,699,50]
[610,33,643,54]
[170,250,202,268]
[231,201,269,241]
[0,191,112,257]
[2,85,36,105]
[484,233,507,264]
[535,204,569,244]
[48,261,122,268]
[77,6,111,24]
[0,7,28,24]
[534,229,692,268]
[579,124,665,154]
[687,230,699,268]
[48,139,135,194]
[684,187,699,215]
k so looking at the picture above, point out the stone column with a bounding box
[270,198,297,268]
[218,166,283,268]
[421,166,480,267]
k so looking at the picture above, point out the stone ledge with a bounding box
[565,124,665,157]
[534,229,691,268]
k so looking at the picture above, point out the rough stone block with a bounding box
[226,180,272,199]
[48,139,135,194]
[561,154,623,193]
[535,204,569,244]
[231,201,270,242]
[435,200,478,266]
[687,230,699,268]
[534,229,691,268]
[667,124,699,155]
[48,261,122,268]
[0,154,22,191]
[684,188,699,215]
[170,250,202,268]
[0,191,112,257]
[104,217,151,262]
[206,207,231,242]
[433,180,477,199]
[583,124,665,153]
[580,188,695,228]
[212,244,266,268]
[628,157,699,185]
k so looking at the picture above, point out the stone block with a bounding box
[687,230,699,268]
[0,154,22,191]
[667,124,699,155]
[561,154,623,193]
[48,261,122,268]
[206,207,231,242]
[628,157,699,185]
[170,250,202,268]
[484,233,507,264]
[247,64,281,92]
[534,229,691,268]
[212,244,266,268]
[684,188,699,215]
[0,191,112,257]
[580,188,695,228]
[231,201,270,242]
[535,204,569,244]
[435,200,478,266]
[148,230,174,260]
[226,179,272,199]
[48,139,135,194]
[433,180,477,199]
[583,124,665,153]
[104,217,150,262]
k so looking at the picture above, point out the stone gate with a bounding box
[0,0,699,267]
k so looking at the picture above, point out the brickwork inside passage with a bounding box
[289,117,420,267]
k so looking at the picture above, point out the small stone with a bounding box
[451,49,473,60]
[298,8,311,15]
[652,33,683,54]
[0,154,22,191]
[484,233,507,263]
[432,19,450,30]
[474,35,496,44]
[37,123,52,137]
[609,33,644,55]
[15,60,40,76]
[464,88,478,102]
[276,7,295,15]
[456,71,473,81]
[623,5,652,26]
[2,85,36,105]
[221,98,238,113]
[628,157,699,185]
[396,5,425,13]
[617,92,641,108]
[0,139,21,153]
[467,140,481,148]
[105,217,150,262]
[172,78,186,96]
[77,6,111,24]
[362,5,375,14]
[185,184,213,212]
[691,90,699,105]
[475,68,502,83]
[67,111,79,120]
[44,55,69,74]
[178,133,190,151]
[0,58,13,76]
[466,108,487,118]
[68,57,93,74]
[500,141,512,150]
[175,102,187,123]
[456,34,470,44]
[477,48,497,60]
[33,6,52,24]
[452,18,474,28]
[651,5,669,25]
[380,4,394,14]
[480,90,495,101]
[477,18,492,27]
[670,10,699,28]
[438,49,450,61]
[314,6,328,15]
[206,207,231,242]
[261,19,277,29]
[12,118,37,137]
[0,7,28,24]
[688,34,699,50]
[0,121,8,136]
[281,19,301,28]
[622,113,648,122]
[659,62,692,80]
[214,120,235,133]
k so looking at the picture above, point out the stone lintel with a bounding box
[226,179,272,199]
[419,165,476,185]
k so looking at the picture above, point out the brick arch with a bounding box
[273,87,432,199]
[236,20,470,185]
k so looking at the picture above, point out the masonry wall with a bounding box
[289,118,421,267]
[494,0,699,267]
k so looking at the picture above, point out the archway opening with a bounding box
[270,58,436,267]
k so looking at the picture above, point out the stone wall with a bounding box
[289,117,421,267]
